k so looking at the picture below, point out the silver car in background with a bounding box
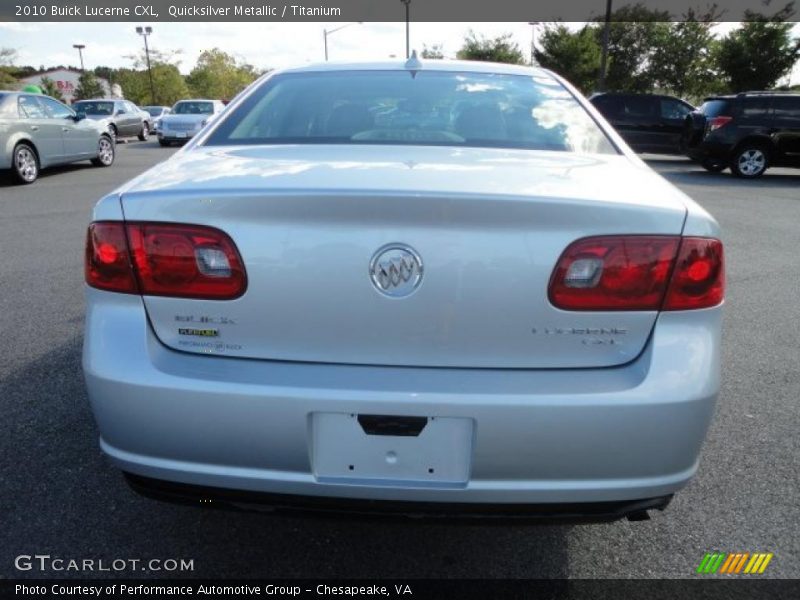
[141,105,171,133]
[1,91,115,184]
[157,99,225,146]
[73,98,152,142]
[84,60,724,522]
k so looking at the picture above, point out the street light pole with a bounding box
[401,0,411,59]
[72,44,85,71]
[322,22,362,61]
[598,0,613,92]
[136,26,156,105]
[527,22,539,66]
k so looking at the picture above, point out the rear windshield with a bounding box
[143,106,164,116]
[74,101,114,115]
[700,99,732,118]
[173,101,213,115]
[205,70,617,154]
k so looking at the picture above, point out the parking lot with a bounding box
[1,140,798,579]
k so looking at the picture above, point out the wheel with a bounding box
[91,135,115,167]
[12,142,39,184]
[158,139,171,147]
[138,121,150,141]
[701,159,727,173]
[730,144,769,178]
[107,123,118,143]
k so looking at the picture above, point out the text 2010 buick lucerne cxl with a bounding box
[83,58,724,522]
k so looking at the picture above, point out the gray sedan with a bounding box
[73,99,151,142]
[0,91,115,184]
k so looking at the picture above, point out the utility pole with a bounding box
[72,44,85,71]
[528,22,539,66]
[136,26,156,105]
[598,0,613,91]
[401,0,411,58]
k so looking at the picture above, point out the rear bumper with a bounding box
[125,472,673,522]
[83,289,721,508]
[686,139,733,163]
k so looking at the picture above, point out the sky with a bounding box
[1,21,798,85]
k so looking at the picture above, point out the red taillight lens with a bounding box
[549,236,680,310]
[663,237,724,310]
[549,235,724,311]
[85,222,247,300]
[708,116,733,132]
[85,222,138,293]
[127,223,246,299]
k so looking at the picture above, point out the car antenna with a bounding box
[405,49,422,78]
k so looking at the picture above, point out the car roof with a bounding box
[174,98,220,102]
[278,59,551,78]
[73,98,116,102]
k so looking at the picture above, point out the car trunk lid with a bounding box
[120,145,687,369]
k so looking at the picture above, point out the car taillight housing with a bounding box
[707,115,733,132]
[549,235,724,311]
[85,222,247,300]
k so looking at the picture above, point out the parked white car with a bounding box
[84,59,724,521]
[157,99,225,146]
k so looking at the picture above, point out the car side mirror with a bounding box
[72,113,85,122]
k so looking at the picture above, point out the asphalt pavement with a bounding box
[1,142,798,579]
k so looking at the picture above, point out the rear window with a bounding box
[205,70,617,154]
[173,101,213,115]
[699,99,732,118]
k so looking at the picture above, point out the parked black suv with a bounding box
[683,92,800,178]
[590,92,695,154]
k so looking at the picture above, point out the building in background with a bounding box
[19,68,121,104]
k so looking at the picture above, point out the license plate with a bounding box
[311,412,473,486]
[176,132,188,139]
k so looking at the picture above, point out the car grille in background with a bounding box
[165,122,197,132]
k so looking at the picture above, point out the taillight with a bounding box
[663,237,724,310]
[549,235,724,311]
[85,222,138,293]
[85,222,247,300]
[707,116,732,132]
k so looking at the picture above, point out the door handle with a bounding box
[30,125,39,131]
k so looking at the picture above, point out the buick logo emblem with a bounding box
[369,244,424,298]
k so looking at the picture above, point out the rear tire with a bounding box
[107,124,118,143]
[91,135,115,167]
[138,121,150,141]
[730,144,769,178]
[11,142,39,184]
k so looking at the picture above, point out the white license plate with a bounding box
[311,412,473,486]
[175,132,188,139]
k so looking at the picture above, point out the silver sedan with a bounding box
[1,91,115,184]
[83,59,724,522]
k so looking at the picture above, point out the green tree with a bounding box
[456,31,525,64]
[534,25,601,93]
[650,8,723,99]
[186,48,260,100]
[715,3,800,92]
[421,44,444,59]
[596,3,672,92]
[39,76,65,102]
[118,48,190,105]
[115,64,189,106]
[0,48,19,89]
[74,71,105,100]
